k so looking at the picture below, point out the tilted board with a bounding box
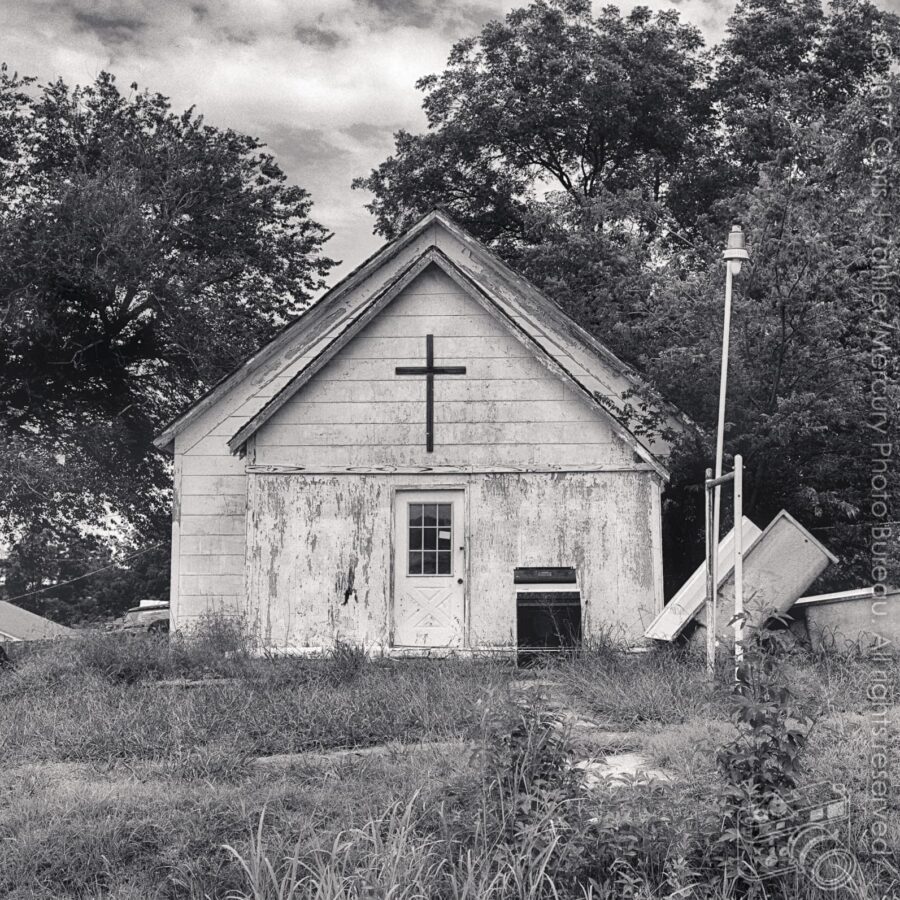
[694,510,838,639]
[644,517,763,641]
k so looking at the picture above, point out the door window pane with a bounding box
[408,502,452,576]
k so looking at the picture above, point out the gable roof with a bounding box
[0,601,74,642]
[155,210,688,472]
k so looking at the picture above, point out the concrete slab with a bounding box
[576,752,673,788]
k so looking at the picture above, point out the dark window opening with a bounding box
[516,593,582,650]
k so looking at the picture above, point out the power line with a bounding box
[807,521,900,532]
[1,543,164,604]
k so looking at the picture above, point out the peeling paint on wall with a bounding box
[246,471,658,650]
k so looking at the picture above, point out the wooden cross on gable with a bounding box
[395,335,467,452]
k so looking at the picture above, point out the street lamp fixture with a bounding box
[723,224,749,273]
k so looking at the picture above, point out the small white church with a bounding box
[155,211,685,652]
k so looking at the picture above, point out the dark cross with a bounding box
[395,334,466,452]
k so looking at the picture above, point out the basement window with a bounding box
[408,503,452,575]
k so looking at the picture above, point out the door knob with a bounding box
[457,578,463,585]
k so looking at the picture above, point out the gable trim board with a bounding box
[245,464,658,475]
[228,248,437,453]
[229,247,669,480]
[153,216,443,453]
[155,210,686,469]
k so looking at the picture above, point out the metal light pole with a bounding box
[707,225,749,677]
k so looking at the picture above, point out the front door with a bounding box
[392,490,465,647]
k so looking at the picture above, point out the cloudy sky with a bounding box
[0,0,785,284]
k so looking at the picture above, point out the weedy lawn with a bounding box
[1,626,898,899]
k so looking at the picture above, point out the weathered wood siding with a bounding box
[246,471,662,649]
[468,473,660,644]
[169,225,666,634]
[253,266,635,470]
[246,476,392,648]
[168,228,442,629]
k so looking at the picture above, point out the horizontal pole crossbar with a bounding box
[706,471,735,488]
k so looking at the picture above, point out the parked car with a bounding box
[116,600,170,634]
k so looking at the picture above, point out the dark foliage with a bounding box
[356,0,900,586]
[0,69,334,620]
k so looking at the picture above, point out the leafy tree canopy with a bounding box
[0,69,334,617]
[357,0,900,588]
[355,0,709,242]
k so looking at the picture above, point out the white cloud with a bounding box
[1,0,760,282]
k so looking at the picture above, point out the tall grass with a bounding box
[225,794,567,900]
[224,706,580,900]
[554,643,727,726]
[222,698,894,900]
[0,630,512,766]
[3,627,899,899]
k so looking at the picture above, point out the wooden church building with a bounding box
[155,211,684,652]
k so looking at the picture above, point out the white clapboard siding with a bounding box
[363,313,499,337]
[362,292,475,316]
[468,472,660,643]
[255,421,616,448]
[282,377,570,405]
[180,515,247,536]
[179,574,244,596]
[180,535,246,556]
[246,470,662,650]
[304,357,553,382]
[169,246,662,628]
[433,229,651,421]
[254,268,632,470]
[181,475,248,496]
[181,455,248,476]
[251,444,627,468]
[262,399,598,425]
[180,554,245,576]
[177,494,247,516]
[342,336,530,360]
[169,238,463,624]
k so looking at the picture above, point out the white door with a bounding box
[392,490,465,648]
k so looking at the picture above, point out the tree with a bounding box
[357,0,900,589]
[639,67,900,586]
[672,0,900,233]
[354,0,709,243]
[0,68,334,616]
[354,0,710,361]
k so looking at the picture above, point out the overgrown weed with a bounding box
[4,624,899,899]
[554,642,726,725]
[0,623,511,765]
